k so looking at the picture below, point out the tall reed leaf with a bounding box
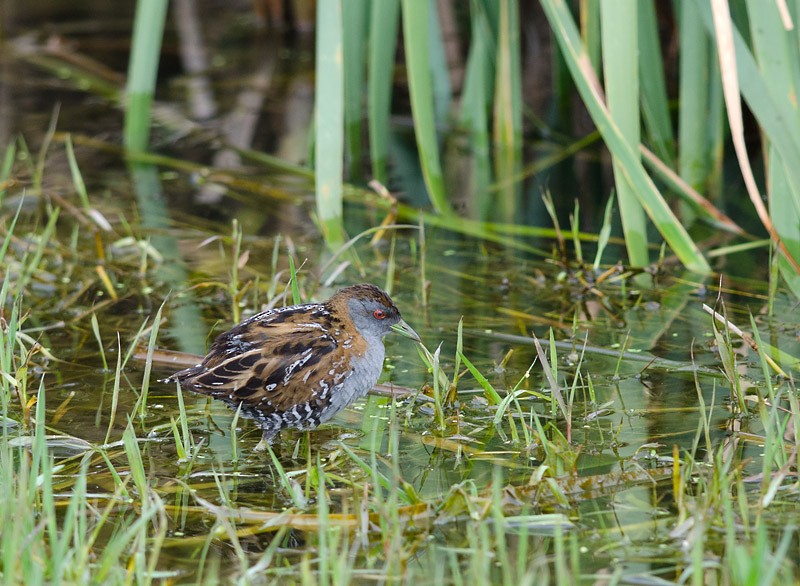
[0,140,15,203]
[315,0,347,247]
[744,0,800,294]
[580,0,601,73]
[460,0,495,134]
[696,0,800,279]
[679,0,712,198]
[540,0,710,273]
[493,0,523,221]
[367,0,400,183]
[401,0,450,214]
[124,0,168,152]
[638,0,675,164]
[600,0,649,269]
[494,0,520,127]
[426,1,452,122]
[459,0,494,217]
[343,0,369,180]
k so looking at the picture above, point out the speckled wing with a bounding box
[170,305,352,415]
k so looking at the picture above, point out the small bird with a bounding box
[164,284,420,446]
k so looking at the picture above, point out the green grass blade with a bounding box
[745,0,800,105]
[706,52,726,201]
[593,192,615,270]
[367,0,400,184]
[20,208,60,291]
[426,0,452,122]
[401,0,450,214]
[315,0,347,247]
[122,420,148,498]
[0,197,24,274]
[64,135,91,210]
[90,313,108,371]
[0,139,16,202]
[124,0,169,152]
[343,0,370,180]
[492,0,523,221]
[695,0,800,274]
[678,0,711,196]
[288,254,301,304]
[459,351,502,405]
[638,0,675,163]
[767,153,800,297]
[540,0,711,273]
[103,335,122,445]
[600,0,650,269]
[459,1,493,132]
[458,0,494,217]
[745,0,800,295]
[139,300,165,420]
[580,0,602,74]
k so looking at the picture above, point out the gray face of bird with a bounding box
[346,296,401,339]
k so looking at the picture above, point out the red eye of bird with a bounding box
[373,309,387,320]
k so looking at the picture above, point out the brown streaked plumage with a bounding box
[163,284,419,446]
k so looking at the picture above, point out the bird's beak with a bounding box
[392,319,421,343]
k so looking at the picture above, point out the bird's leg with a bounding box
[254,427,279,452]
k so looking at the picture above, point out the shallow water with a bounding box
[7,199,797,581]
[2,2,800,583]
